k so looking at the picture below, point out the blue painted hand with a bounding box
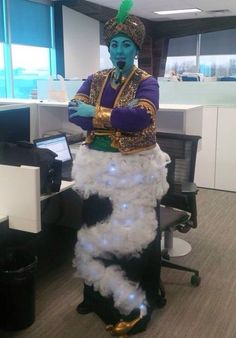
[69,100,96,118]
[127,99,139,108]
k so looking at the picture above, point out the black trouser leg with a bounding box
[82,194,113,226]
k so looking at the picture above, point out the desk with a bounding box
[1,100,202,140]
[36,102,203,138]
[0,164,74,233]
[0,214,8,223]
[40,180,74,201]
[157,104,202,136]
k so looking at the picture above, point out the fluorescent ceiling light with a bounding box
[155,9,202,15]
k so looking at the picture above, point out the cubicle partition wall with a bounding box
[159,80,236,192]
[159,80,236,105]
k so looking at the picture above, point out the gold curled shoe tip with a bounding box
[106,314,142,337]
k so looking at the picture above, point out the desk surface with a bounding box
[0,214,8,223]
[159,104,201,111]
[40,180,75,201]
[0,99,201,111]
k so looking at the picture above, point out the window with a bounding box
[199,55,236,77]
[0,43,6,98]
[165,35,198,77]
[165,30,236,78]
[1,0,55,98]
[11,45,51,98]
[165,56,197,76]
[0,0,5,98]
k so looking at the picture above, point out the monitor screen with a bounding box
[34,135,72,163]
[0,107,30,143]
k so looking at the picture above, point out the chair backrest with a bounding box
[156,132,201,226]
[219,76,236,81]
[156,132,201,185]
[181,76,199,82]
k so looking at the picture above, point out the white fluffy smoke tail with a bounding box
[72,145,169,316]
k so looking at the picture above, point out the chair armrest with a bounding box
[181,182,198,194]
[168,182,198,195]
[162,183,198,228]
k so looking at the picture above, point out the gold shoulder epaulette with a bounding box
[135,67,151,81]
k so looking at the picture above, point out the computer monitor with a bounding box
[0,106,30,143]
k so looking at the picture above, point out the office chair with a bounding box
[156,132,201,286]
[181,75,199,82]
[219,76,236,81]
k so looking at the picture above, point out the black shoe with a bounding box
[76,300,92,315]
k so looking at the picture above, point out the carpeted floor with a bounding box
[0,188,236,338]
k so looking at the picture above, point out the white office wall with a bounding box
[62,6,100,79]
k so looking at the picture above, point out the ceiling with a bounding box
[71,0,236,21]
[57,0,236,39]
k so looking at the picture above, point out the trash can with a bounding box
[0,248,37,331]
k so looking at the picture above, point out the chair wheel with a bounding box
[156,296,167,308]
[162,252,170,260]
[191,274,201,286]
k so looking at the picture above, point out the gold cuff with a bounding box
[137,99,157,120]
[74,93,90,104]
[93,106,112,129]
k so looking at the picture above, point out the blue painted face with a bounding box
[109,34,138,75]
